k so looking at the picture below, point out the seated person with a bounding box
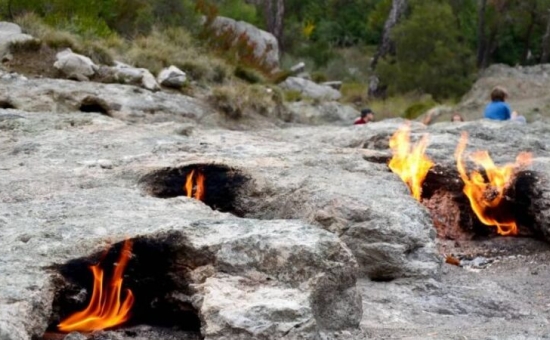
[354,108,374,125]
[484,86,512,121]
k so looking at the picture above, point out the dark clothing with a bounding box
[484,101,511,121]
[354,117,367,125]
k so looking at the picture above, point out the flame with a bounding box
[455,133,532,236]
[184,169,205,201]
[58,240,134,332]
[388,125,434,201]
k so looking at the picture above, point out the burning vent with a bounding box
[42,233,204,339]
[386,126,538,240]
[139,163,249,216]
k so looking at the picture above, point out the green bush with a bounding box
[234,65,264,84]
[402,98,437,120]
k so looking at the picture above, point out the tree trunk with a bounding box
[541,11,550,63]
[370,0,408,69]
[251,0,285,53]
[476,0,487,68]
[521,11,536,64]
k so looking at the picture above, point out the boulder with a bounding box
[111,62,161,92]
[0,22,36,58]
[53,48,98,81]
[280,77,342,101]
[287,101,358,125]
[157,65,187,88]
[209,16,279,71]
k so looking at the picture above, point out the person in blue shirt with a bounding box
[484,86,512,120]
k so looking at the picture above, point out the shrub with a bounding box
[10,38,42,53]
[284,90,303,102]
[311,71,328,83]
[234,65,264,84]
[403,97,438,120]
[340,82,368,106]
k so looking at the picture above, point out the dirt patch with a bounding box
[4,45,59,79]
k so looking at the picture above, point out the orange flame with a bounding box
[185,169,195,198]
[58,240,134,332]
[455,133,532,236]
[184,169,205,201]
[388,125,434,201]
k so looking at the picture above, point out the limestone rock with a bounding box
[0,22,36,58]
[111,62,160,91]
[280,77,342,101]
[157,65,187,88]
[209,16,279,71]
[0,78,207,123]
[53,48,98,81]
[287,101,358,126]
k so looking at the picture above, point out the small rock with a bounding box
[98,159,113,169]
[157,65,187,88]
[63,332,87,340]
[290,62,305,74]
[174,124,195,136]
[54,48,98,80]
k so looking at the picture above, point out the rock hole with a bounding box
[41,233,205,340]
[139,163,250,216]
[79,96,111,116]
[0,99,16,109]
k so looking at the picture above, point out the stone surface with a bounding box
[3,74,550,339]
[209,16,279,71]
[0,77,208,123]
[0,22,35,58]
[0,110,365,339]
[157,65,187,88]
[280,77,342,101]
[287,101,358,126]
[53,48,98,81]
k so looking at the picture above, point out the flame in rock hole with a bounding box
[454,132,532,236]
[58,240,134,332]
[388,125,434,201]
[184,169,205,201]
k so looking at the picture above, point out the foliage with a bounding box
[234,65,265,84]
[402,97,437,119]
[377,0,476,100]
[210,83,284,119]
[215,0,261,27]
[340,82,368,106]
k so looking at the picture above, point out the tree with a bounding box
[370,0,408,69]
[376,0,475,100]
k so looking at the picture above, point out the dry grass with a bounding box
[341,82,368,107]
[368,93,438,120]
[126,27,231,83]
[15,13,117,65]
[210,83,284,119]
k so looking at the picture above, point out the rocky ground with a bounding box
[2,22,550,337]
[2,80,550,339]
